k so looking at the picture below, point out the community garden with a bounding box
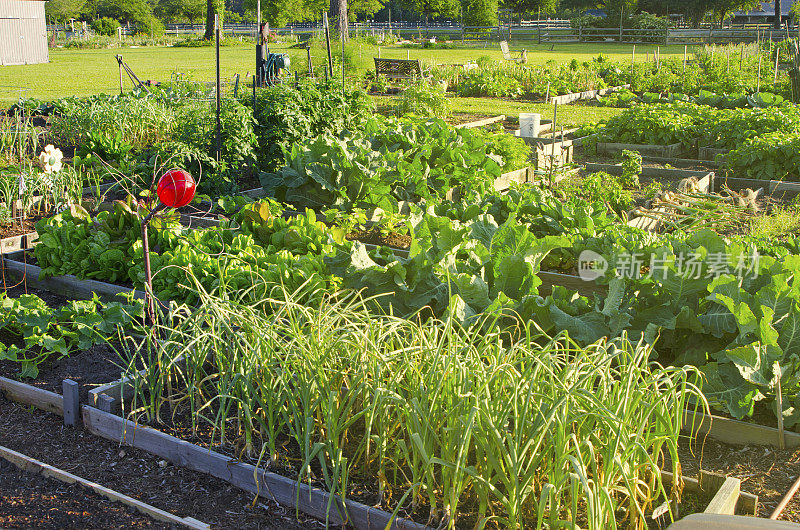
[4,37,800,528]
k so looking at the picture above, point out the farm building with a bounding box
[732,1,799,24]
[0,0,48,66]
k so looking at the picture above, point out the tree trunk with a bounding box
[775,0,782,29]
[204,0,216,40]
[330,0,349,42]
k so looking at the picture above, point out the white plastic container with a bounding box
[519,113,541,138]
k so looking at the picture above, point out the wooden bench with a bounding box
[500,41,527,64]
[373,57,424,80]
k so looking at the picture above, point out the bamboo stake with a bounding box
[682,45,687,75]
[740,43,745,71]
[777,365,785,450]
[771,474,800,520]
[775,47,781,84]
[757,51,763,92]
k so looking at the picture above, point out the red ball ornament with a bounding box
[156,169,196,209]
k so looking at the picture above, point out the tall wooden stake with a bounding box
[775,47,781,83]
[683,45,687,74]
[323,12,333,77]
[215,14,221,164]
[757,50,763,92]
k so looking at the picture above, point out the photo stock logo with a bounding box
[578,250,608,281]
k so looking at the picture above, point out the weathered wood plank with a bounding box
[0,232,37,255]
[698,146,729,161]
[494,166,532,191]
[0,376,63,415]
[88,369,146,412]
[670,513,800,529]
[1,255,143,302]
[548,84,631,105]
[62,379,80,427]
[596,142,683,158]
[0,444,209,529]
[455,114,505,129]
[82,406,430,530]
[239,187,267,199]
[684,407,800,449]
[702,474,741,515]
[584,162,714,181]
[179,214,221,228]
[642,155,722,168]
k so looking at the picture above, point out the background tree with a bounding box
[405,0,461,24]
[97,0,154,25]
[501,0,558,17]
[350,0,385,18]
[706,0,761,26]
[241,0,325,31]
[155,0,205,24]
[462,0,498,25]
[330,0,349,41]
[204,0,224,39]
[775,0,782,28]
[45,0,86,23]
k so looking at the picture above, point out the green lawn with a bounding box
[0,41,690,103]
[447,97,623,124]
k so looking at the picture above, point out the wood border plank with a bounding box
[81,406,430,530]
[684,407,800,449]
[0,444,209,529]
[0,376,63,415]
[454,114,505,129]
[1,254,143,302]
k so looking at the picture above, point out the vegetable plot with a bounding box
[582,102,800,181]
[0,292,141,378]
[126,290,705,529]
[261,116,531,213]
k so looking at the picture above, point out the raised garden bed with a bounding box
[548,84,632,106]
[0,231,37,255]
[596,141,684,158]
[1,250,142,302]
[0,398,322,529]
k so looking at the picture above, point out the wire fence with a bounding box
[46,19,800,45]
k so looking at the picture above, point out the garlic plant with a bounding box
[121,283,706,529]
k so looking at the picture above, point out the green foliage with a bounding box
[262,116,530,212]
[46,0,86,23]
[620,149,642,188]
[34,199,341,308]
[74,129,133,167]
[0,205,11,226]
[91,17,121,36]
[462,0,498,26]
[396,80,450,118]
[0,292,141,378]
[243,78,373,172]
[50,93,176,150]
[164,98,257,192]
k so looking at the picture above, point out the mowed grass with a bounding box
[0,41,690,103]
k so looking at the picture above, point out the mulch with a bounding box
[678,435,800,521]
[0,457,168,529]
[0,399,323,529]
[0,218,38,240]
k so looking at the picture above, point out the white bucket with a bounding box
[519,113,541,138]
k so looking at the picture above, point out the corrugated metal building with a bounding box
[0,0,48,66]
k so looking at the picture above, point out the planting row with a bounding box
[580,101,800,181]
[14,167,797,433]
